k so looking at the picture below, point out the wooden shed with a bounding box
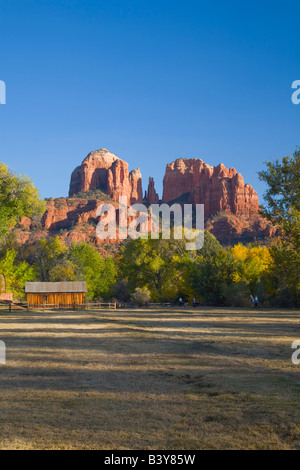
[25,281,87,307]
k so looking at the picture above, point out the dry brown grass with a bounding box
[0,307,300,450]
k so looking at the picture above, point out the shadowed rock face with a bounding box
[162,158,259,220]
[69,149,143,204]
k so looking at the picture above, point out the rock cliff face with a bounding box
[162,158,259,220]
[69,149,143,204]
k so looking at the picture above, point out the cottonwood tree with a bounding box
[0,163,45,246]
[259,148,300,249]
[259,149,300,306]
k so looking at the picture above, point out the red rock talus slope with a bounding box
[69,148,143,204]
[16,195,159,255]
[17,197,127,255]
[162,158,259,220]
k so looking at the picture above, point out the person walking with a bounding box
[179,297,183,307]
[192,298,196,308]
[254,296,259,308]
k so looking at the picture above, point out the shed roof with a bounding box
[25,282,87,293]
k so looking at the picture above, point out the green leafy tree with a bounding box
[110,280,130,302]
[49,261,76,282]
[259,149,300,248]
[180,231,224,300]
[119,237,188,301]
[69,243,117,299]
[119,231,223,302]
[0,249,36,299]
[0,163,45,245]
[187,250,234,305]
[259,149,300,305]
[220,280,250,308]
[29,236,69,281]
[268,239,300,307]
[197,231,223,259]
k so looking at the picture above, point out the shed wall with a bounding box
[27,292,85,306]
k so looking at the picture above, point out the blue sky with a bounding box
[0,0,299,201]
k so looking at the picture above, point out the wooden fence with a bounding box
[0,301,173,312]
[27,302,118,311]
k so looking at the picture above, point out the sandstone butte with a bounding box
[15,149,276,251]
[162,158,259,219]
[69,148,143,205]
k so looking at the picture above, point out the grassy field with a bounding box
[0,307,300,450]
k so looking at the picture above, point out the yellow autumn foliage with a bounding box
[231,243,272,286]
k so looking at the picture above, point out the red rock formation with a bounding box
[69,149,143,205]
[162,158,259,220]
[14,152,276,250]
[205,213,277,243]
[16,196,158,254]
[144,177,159,204]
